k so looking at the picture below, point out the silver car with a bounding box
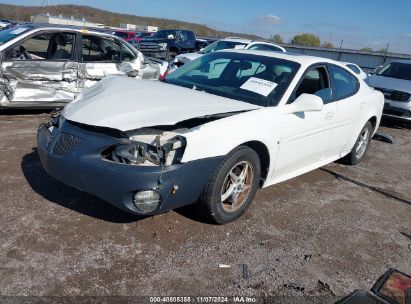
[0,24,167,109]
[366,60,411,121]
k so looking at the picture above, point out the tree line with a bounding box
[270,33,387,52]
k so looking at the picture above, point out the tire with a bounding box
[166,51,177,62]
[341,121,373,165]
[197,146,261,224]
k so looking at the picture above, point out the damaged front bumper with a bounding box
[36,118,222,215]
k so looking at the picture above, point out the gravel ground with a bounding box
[0,111,410,303]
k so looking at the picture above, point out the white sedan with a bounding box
[37,50,384,224]
[172,37,286,68]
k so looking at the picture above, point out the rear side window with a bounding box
[81,35,136,62]
[261,44,283,52]
[346,64,361,75]
[248,44,262,51]
[329,65,359,100]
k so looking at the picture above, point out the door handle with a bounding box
[360,102,367,109]
[325,111,334,120]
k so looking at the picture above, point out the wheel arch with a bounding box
[369,115,378,132]
[240,141,270,187]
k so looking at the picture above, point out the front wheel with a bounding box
[197,146,261,224]
[341,121,373,165]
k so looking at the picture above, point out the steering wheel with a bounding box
[19,45,31,60]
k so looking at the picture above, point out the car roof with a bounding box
[220,49,347,68]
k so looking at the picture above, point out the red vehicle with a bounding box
[113,30,153,42]
[112,30,137,41]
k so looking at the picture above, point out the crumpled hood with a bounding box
[63,76,261,132]
[175,52,202,64]
[366,75,411,93]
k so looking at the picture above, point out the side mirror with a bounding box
[285,93,324,114]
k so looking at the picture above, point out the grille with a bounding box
[374,87,411,102]
[139,42,160,52]
[52,133,81,155]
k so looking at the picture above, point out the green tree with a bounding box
[321,42,335,48]
[272,34,284,44]
[291,33,321,47]
[360,47,373,52]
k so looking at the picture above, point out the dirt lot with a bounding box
[0,111,410,302]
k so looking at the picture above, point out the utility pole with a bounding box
[383,43,390,65]
[338,40,344,60]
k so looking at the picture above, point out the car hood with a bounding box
[63,76,261,132]
[176,52,203,63]
[366,75,411,93]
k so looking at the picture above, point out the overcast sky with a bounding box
[4,0,411,53]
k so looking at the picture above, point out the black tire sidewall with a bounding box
[202,146,261,224]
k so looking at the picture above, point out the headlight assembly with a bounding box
[110,135,186,166]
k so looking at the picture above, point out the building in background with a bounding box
[30,13,158,32]
[119,23,158,32]
[31,13,105,28]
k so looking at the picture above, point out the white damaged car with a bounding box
[0,24,168,109]
[37,50,384,224]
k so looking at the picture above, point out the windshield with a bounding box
[151,30,178,39]
[165,52,300,107]
[0,25,32,46]
[377,62,411,81]
[200,40,248,54]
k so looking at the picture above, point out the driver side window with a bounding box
[290,66,332,104]
[5,32,75,61]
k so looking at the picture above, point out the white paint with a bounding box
[63,76,261,131]
[63,51,384,189]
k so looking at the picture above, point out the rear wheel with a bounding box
[197,146,261,224]
[341,121,373,165]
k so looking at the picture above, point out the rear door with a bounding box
[326,64,362,156]
[1,30,79,106]
[78,34,138,88]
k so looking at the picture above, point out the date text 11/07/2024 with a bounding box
[149,296,257,303]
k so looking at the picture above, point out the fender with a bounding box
[181,107,282,178]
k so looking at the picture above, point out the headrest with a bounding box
[54,34,67,47]
[239,61,252,70]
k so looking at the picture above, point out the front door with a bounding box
[1,30,79,106]
[272,65,337,180]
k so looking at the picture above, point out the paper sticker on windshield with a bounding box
[240,77,278,97]
[10,28,28,35]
